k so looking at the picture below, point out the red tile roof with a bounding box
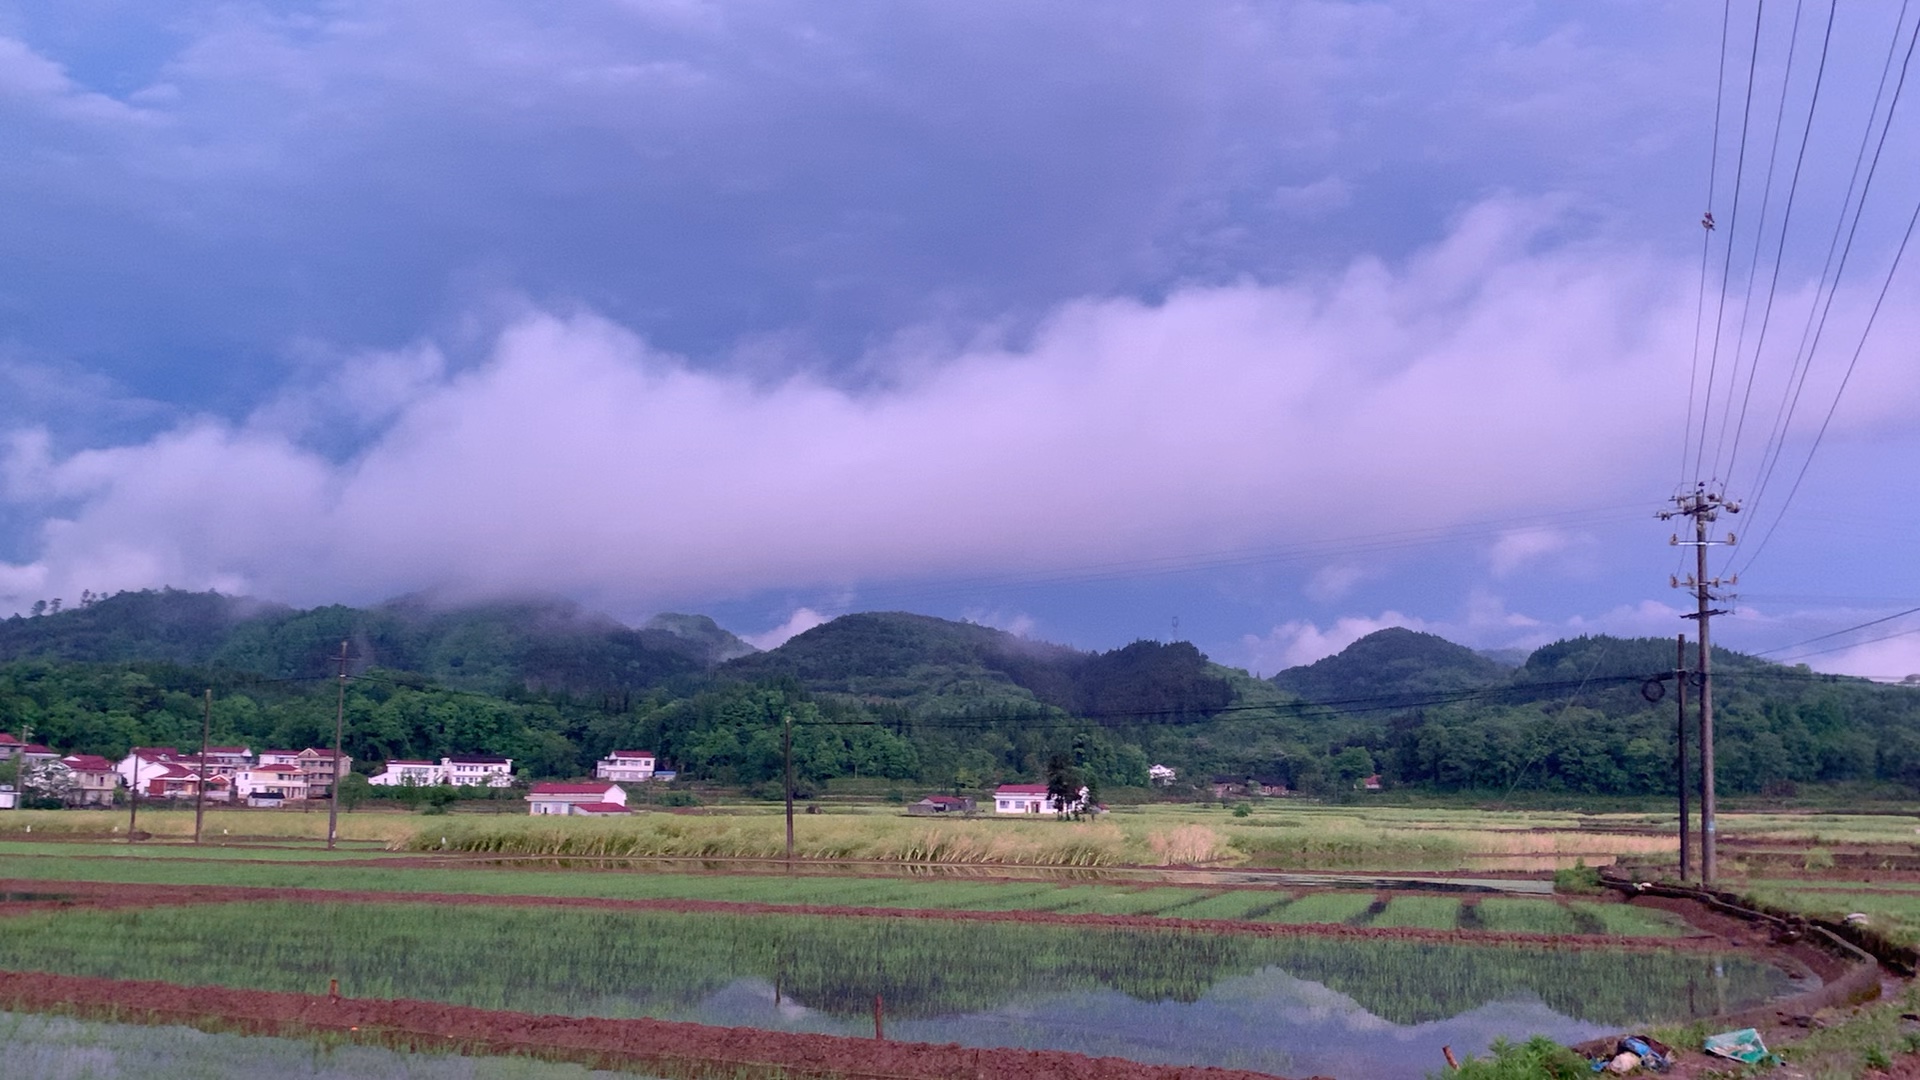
[608,750,654,758]
[61,755,116,772]
[529,782,620,796]
[995,784,1049,795]
[571,802,631,814]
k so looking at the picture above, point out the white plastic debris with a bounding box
[1606,1050,1642,1074]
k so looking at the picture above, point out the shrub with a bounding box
[1231,803,1253,818]
[1441,1036,1588,1080]
[1553,859,1603,895]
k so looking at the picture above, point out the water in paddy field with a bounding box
[0,1012,660,1080]
[0,903,1808,1080]
[681,952,1795,1079]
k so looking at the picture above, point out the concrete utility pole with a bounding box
[783,712,795,863]
[329,640,349,851]
[1661,485,1738,886]
[195,688,211,845]
[1675,636,1688,882]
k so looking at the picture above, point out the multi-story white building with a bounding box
[594,751,656,783]
[443,755,514,788]
[368,759,441,786]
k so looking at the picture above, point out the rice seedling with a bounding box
[1264,891,1378,925]
[1366,896,1462,930]
[1471,899,1580,936]
[0,1011,660,1080]
[0,901,1791,1031]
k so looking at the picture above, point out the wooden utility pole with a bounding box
[783,712,795,863]
[1661,485,1737,886]
[1675,636,1689,881]
[329,640,348,851]
[195,688,212,845]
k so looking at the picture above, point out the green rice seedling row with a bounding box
[0,901,1791,1032]
[1472,898,1581,935]
[1265,891,1378,924]
[1368,896,1463,930]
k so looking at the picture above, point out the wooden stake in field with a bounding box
[873,993,885,1040]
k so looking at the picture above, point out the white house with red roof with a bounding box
[594,750,656,783]
[116,748,184,791]
[236,764,308,805]
[0,733,25,760]
[526,781,629,816]
[993,783,1088,815]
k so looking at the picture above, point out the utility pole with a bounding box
[1675,636,1688,882]
[329,640,348,851]
[195,688,212,845]
[126,752,139,843]
[783,712,795,864]
[1661,484,1738,886]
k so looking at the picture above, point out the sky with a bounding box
[2,1,1918,678]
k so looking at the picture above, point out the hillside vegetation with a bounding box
[2,589,1918,799]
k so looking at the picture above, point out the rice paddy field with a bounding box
[0,801,1898,1080]
[0,1011,661,1080]
[0,898,1794,1079]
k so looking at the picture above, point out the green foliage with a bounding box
[9,591,1920,801]
[1552,860,1604,895]
[1231,802,1252,818]
[1437,1036,1589,1080]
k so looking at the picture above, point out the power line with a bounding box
[1694,0,1771,485]
[1685,0,1740,489]
[1753,603,1920,656]
[1739,0,1914,540]
[1722,0,1833,486]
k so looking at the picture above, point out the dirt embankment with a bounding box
[0,970,1325,1080]
[0,878,1730,953]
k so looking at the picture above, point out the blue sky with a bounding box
[2,1,1918,676]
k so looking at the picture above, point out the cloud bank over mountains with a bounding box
[2,2,1918,675]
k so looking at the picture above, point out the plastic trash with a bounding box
[1703,1027,1768,1065]
[1605,1051,1641,1074]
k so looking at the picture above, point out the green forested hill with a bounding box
[3,589,1920,799]
[1270,627,1506,705]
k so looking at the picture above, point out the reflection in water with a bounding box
[692,970,1604,1080]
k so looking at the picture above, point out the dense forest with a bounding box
[2,589,1917,799]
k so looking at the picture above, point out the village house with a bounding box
[368,759,441,786]
[296,748,351,799]
[257,749,303,768]
[443,755,515,788]
[199,747,254,777]
[59,754,119,807]
[1148,764,1177,786]
[525,781,629,816]
[144,762,206,801]
[116,748,184,791]
[594,750,656,783]
[991,783,1093,815]
[0,734,24,760]
[906,794,974,816]
[236,764,308,806]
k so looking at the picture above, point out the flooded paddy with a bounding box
[0,900,1805,1079]
[0,1010,659,1080]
